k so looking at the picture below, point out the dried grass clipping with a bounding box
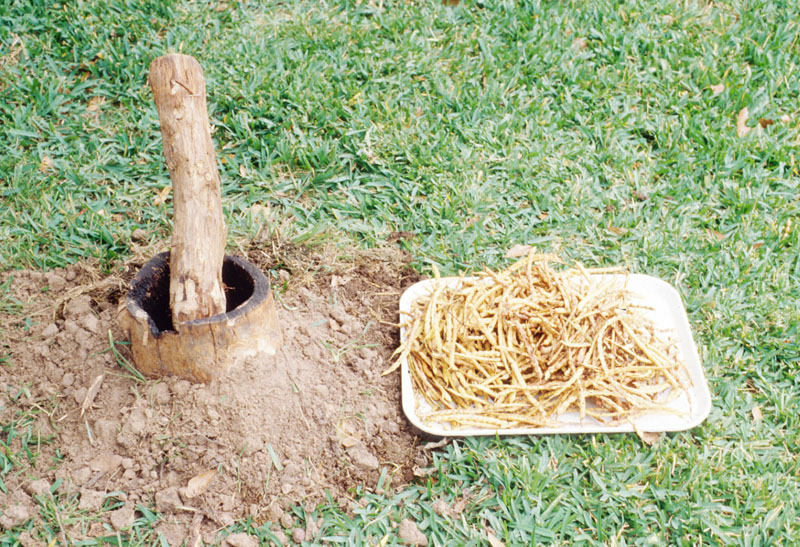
[388,253,690,430]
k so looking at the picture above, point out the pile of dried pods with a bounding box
[387,252,689,429]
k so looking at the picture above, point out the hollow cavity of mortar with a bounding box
[129,252,257,335]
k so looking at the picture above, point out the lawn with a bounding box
[1,0,799,544]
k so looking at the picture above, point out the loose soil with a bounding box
[0,243,431,543]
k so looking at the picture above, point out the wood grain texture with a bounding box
[120,253,282,383]
[149,53,227,325]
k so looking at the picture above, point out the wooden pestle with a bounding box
[149,54,227,325]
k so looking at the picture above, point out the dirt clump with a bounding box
[0,245,430,542]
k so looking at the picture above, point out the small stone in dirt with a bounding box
[88,522,105,537]
[225,533,258,547]
[78,489,105,512]
[110,503,135,531]
[432,499,450,517]
[41,323,59,338]
[82,313,100,334]
[93,418,117,444]
[131,228,148,242]
[398,518,428,546]
[90,452,123,474]
[156,522,187,547]
[358,346,378,361]
[347,444,379,471]
[149,382,171,405]
[271,529,288,546]
[215,511,235,527]
[381,420,401,435]
[342,319,361,336]
[16,531,37,547]
[72,386,88,405]
[23,478,50,497]
[291,528,305,543]
[45,273,66,291]
[155,486,182,513]
[280,512,294,529]
[265,502,284,523]
[171,379,192,397]
[125,407,148,436]
[305,517,323,541]
[329,306,349,324]
[72,467,92,486]
[0,503,32,530]
[65,294,92,318]
[204,530,220,546]
[61,372,75,387]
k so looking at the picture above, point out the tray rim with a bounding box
[399,273,712,437]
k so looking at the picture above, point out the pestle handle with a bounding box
[149,53,227,325]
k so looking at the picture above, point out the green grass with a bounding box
[2,0,799,544]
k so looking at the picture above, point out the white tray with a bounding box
[399,274,711,436]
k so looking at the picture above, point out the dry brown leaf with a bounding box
[340,436,361,448]
[421,438,449,451]
[758,118,774,129]
[736,107,751,137]
[87,96,105,112]
[505,244,534,258]
[635,428,661,446]
[706,229,726,242]
[782,219,792,239]
[607,226,629,236]
[250,203,271,222]
[0,34,26,68]
[710,83,725,96]
[185,469,216,498]
[39,156,54,173]
[80,374,104,417]
[412,466,435,478]
[154,186,171,205]
[572,37,588,50]
[486,529,505,547]
[752,242,763,250]
[751,405,763,423]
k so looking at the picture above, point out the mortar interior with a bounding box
[129,252,254,335]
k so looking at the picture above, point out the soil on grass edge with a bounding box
[0,244,432,545]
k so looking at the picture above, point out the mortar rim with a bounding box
[126,251,271,337]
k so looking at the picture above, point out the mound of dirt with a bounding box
[0,245,431,543]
